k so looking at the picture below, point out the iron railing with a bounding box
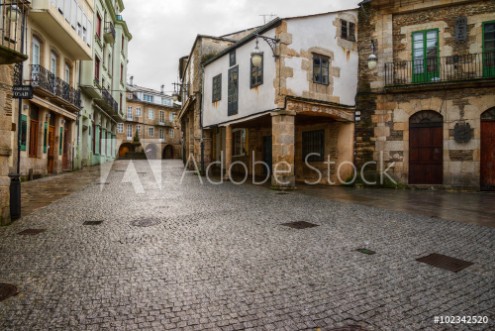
[385,52,495,87]
[30,64,82,108]
[101,87,118,112]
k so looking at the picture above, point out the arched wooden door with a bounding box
[163,145,174,159]
[118,143,133,158]
[481,108,495,191]
[409,111,443,184]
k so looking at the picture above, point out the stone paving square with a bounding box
[0,160,494,331]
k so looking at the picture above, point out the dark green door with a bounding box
[412,30,439,83]
[262,136,272,176]
[483,22,495,78]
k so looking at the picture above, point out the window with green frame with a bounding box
[20,115,27,151]
[43,122,48,153]
[59,127,63,155]
[412,29,439,83]
[483,21,495,78]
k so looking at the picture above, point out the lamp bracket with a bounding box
[255,34,280,58]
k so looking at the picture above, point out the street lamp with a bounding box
[251,34,280,61]
[367,40,378,70]
[251,39,263,67]
[7,4,21,22]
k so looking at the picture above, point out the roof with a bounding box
[128,84,173,98]
[202,8,359,67]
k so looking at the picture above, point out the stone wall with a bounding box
[0,65,14,224]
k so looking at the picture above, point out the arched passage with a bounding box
[118,143,134,159]
[481,108,495,190]
[163,145,174,159]
[409,110,443,185]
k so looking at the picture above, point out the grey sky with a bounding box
[124,0,361,94]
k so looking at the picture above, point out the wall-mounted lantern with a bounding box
[367,40,378,70]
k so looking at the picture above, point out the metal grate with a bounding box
[131,218,161,228]
[416,253,473,273]
[83,221,103,226]
[282,221,319,229]
[0,283,19,302]
[357,248,376,255]
[18,229,46,236]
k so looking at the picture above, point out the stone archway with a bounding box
[118,143,134,159]
[163,145,174,159]
[481,108,495,191]
[409,110,443,185]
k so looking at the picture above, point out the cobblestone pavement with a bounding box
[0,160,494,331]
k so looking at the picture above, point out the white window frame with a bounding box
[148,127,154,137]
[136,107,142,116]
[232,129,246,157]
[126,124,132,139]
[117,123,124,134]
[148,109,154,120]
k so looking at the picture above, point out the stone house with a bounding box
[116,82,181,160]
[356,0,495,190]
[0,1,29,224]
[202,11,359,189]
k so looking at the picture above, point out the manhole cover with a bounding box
[416,253,473,273]
[357,248,376,255]
[83,221,103,226]
[131,218,161,227]
[282,221,319,229]
[0,283,19,302]
[18,229,46,236]
[327,326,368,331]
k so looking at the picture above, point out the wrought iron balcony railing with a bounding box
[0,0,28,64]
[385,52,495,87]
[30,65,82,109]
[101,87,118,112]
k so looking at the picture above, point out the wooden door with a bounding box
[409,111,443,185]
[47,126,55,173]
[481,120,495,190]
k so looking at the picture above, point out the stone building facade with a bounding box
[116,84,181,160]
[357,0,495,190]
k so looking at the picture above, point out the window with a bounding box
[32,37,41,66]
[412,29,439,83]
[94,56,101,81]
[250,54,263,88]
[20,115,27,151]
[212,74,222,102]
[96,13,102,39]
[148,127,154,137]
[148,109,154,120]
[169,128,175,138]
[162,98,172,106]
[50,51,58,75]
[143,94,153,103]
[70,0,77,28]
[302,130,324,162]
[64,63,71,83]
[120,93,123,111]
[228,66,239,116]
[126,124,133,138]
[169,113,175,122]
[127,107,132,119]
[232,129,246,157]
[160,128,164,139]
[121,34,125,52]
[313,54,329,85]
[120,64,124,83]
[229,51,236,66]
[117,123,124,133]
[159,111,165,122]
[483,22,495,78]
[341,20,356,42]
[136,125,141,136]
[136,107,142,116]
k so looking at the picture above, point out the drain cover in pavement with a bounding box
[416,253,473,272]
[83,221,103,226]
[357,248,376,255]
[282,221,319,229]
[131,218,161,227]
[18,229,46,236]
[0,283,18,302]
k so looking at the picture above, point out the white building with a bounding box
[202,10,359,188]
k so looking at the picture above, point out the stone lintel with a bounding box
[285,99,354,122]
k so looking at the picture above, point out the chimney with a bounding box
[130,76,134,86]
[161,84,165,94]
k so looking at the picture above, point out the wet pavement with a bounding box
[298,186,495,229]
[0,160,493,330]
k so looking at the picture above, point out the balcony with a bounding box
[29,0,92,60]
[30,65,81,111]
[158,120,173,127]
[95,87,118,114]
[104,22,115,44]
[385,52,495,89]
[0,0,28,64]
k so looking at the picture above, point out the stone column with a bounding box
[271,111,296,190]
[0,65,12,224]
[224,125,232,181]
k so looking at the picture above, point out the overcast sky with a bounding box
[124,0,361,94]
